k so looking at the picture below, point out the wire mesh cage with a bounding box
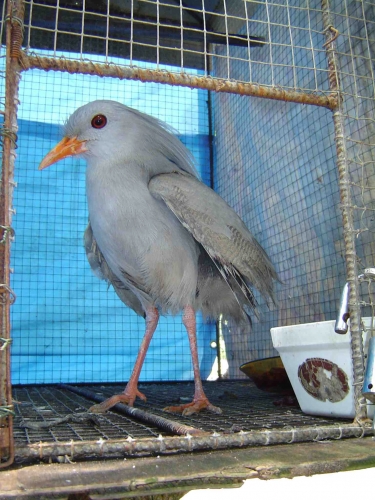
[1,0,375,469]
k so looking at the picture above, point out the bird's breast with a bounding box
[87,166,161,255]
[85,163,199,311]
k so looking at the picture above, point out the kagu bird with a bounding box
[39,100,279,415]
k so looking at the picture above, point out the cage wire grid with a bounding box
[10,70,216,387]
[0,0,375,466]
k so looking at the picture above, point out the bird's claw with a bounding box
[89,388,147,413]
[163,398,222,416]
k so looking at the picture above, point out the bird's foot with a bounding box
[89,388,147,413]
[164,397,222,416]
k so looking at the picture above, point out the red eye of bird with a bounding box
[91,114,107,129]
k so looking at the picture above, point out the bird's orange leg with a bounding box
[164,305,222,416]
[90,307,159,413]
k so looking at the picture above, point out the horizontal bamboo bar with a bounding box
[19,51,338,110]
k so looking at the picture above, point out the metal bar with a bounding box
[0,0,24,469]
[321,0,367,421]
[18,51,338,109]
[14,423,372,462]
[60,384,206,437]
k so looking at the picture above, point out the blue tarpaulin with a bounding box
[10,54,217,384]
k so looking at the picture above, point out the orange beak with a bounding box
[38,136,88,170]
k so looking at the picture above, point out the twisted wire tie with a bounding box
[4,15,24,30]
[283,426,296,444]
[0,337,12,351]
[313,427,322,442]
[0,127,18,148]
[333,426,343,440]
[0,284,16,304]
[323,25,340,48]
[0,405,15,418]
[0,225,15,244]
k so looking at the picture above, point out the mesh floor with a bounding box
[13,381,350,447]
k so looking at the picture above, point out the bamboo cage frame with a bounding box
[0,0,372,468]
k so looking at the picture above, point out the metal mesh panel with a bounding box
[210,1,375,380]
[10,67,215,385]
[19,0,335,95]
[12,382,372,464]
[210,5,325,370]
[12,381,348,445]
[212,69,342,372]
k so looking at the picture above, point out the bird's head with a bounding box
[39,100,198,178]
[39,100,137,170]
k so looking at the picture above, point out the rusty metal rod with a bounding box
[0,0,25,470]
[18,51,338,110]
[14,423,372,462]
[59,384,206,437]
[321,0,367,422]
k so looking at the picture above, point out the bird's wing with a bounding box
[84,221,146,318]
[149,173,278,313]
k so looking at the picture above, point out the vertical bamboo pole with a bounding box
[0,0,24,468]
[321,0,367,421]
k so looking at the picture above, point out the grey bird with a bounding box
[39,100,279,415]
